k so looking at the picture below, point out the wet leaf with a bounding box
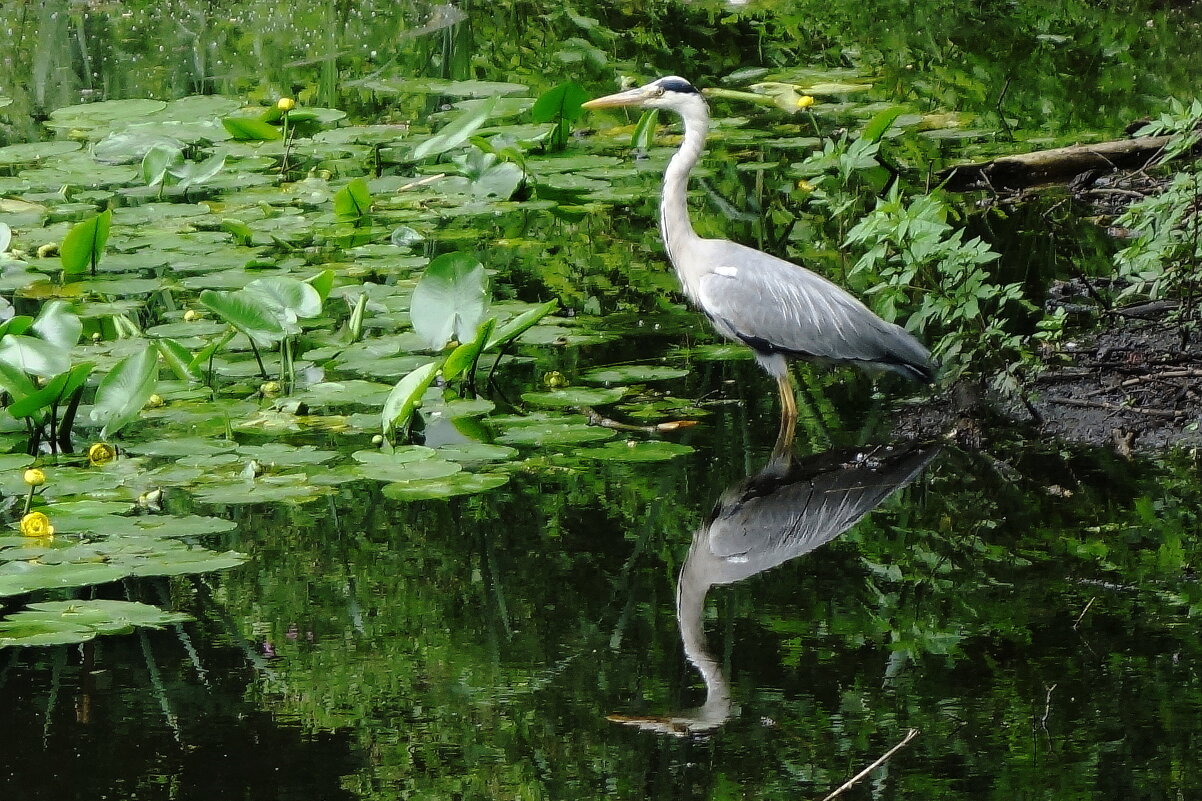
[60,210,112,275]
[410,252,488,351]
[221,116,283,141]
[413,96,498,160]
[521,387,627,408]
[334,177,373,221]
[382,361,440,436]
[581,365,689,384]
[90,343,159,437]
[577,440,694,462]
[382,471,508,500]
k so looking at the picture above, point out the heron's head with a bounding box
[582,76,706,114]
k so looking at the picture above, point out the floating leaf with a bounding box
[577,440,695,462]
[60,210,112,275]
[581,365,689,384]
[141,143,184,186]
[495,420,615,447]
[410,252,488,351]
[521,387,627,408]
[0,222,9,254]
[199,289,286,344]
[31,300,82,350]
[382,471,508,501]
[531,81,589,124]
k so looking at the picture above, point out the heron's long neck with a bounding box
[677,550,731,717]
[660,103,709,268]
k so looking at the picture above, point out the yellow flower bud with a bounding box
[797,95,816,109]
[183,309,201,322]
[37,243,59,259]
[23,468,45,487]
[543,371,567,388]
[260,381,282,398]
[797,179,816,192]
[20,511,54,538]
[276,97,296,112]
[146,394,164,408]
[88,442,116,466]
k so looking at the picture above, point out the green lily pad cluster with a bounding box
[0,79,739,645]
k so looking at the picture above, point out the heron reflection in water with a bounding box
[609,441,939,736]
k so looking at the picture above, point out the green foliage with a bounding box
[1113,100,1202,330]
[413,97,498,160]
[531,81,589,151]
[333,177,373,223]
[60,210,111,276]
[846,186,1030,383]
[89,344,159,438]
[410,252,489,352]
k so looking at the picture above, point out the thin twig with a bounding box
[1046,396,1188,418]
[821,728,919,801]
[397,173,445,192]
[1073,596,1096,629]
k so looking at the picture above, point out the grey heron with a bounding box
[583,77,936,450]
[608,441,940,736]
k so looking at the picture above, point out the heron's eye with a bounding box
[652,87,666,97]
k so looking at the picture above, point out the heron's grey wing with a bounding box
[695,241,930,369]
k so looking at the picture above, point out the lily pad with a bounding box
[581,365,690,384]
[521,387,627,408]
[46,99,168,130]
[382,471,509,501]
[495,420,615,447]
[0,140,82,166]
[577,440,695,462]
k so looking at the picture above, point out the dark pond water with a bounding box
[1,1,1201,799]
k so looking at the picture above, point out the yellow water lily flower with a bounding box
[23,468,45,487]
[88,442,116,466]
[276,97,296,112]
[797,95,816,109]
[20,511,53,538]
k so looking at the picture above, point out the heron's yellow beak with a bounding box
[581,86,651,110]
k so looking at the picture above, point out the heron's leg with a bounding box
[773,373,797,455]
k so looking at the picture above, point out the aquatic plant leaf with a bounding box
[578,440,695,462]
[0,618,96,647]
[443,318,495,382]
[631,110,661,150]
[382,361,440,436]
[156,338,202,381]
[236,443,338,466]
[140,142,184,186]
[413,96,498,160]
[243,276,324,324]
[0,561,130,597]
[306,269,335,303]
[31,300,82,350]
[89,343,159,437]
[221,116,283,141]
[46,98,166,129]
[19,600,190,635]
[169,152,227,188]
[7,362,91,419]
[521,387,627,408]
[0,140,82,166]
[495,421,615,447]
[352,457,461,483]
[437,442,517,462]
[861,106,907,144]
[485,299,558,350]
[410,252,488,351]
[334,177,372,221]
[382,471,508,501]
[582,365,689,384]
[60,210,112,275]
[0,334,70,378]
[531,81,589,124]
[127,548,246,577]
[199,289,286,344]
[0,222,9,254]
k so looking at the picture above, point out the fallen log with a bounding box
[940,135,1174,192]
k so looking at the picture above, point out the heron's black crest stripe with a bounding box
[658,77,699,95]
